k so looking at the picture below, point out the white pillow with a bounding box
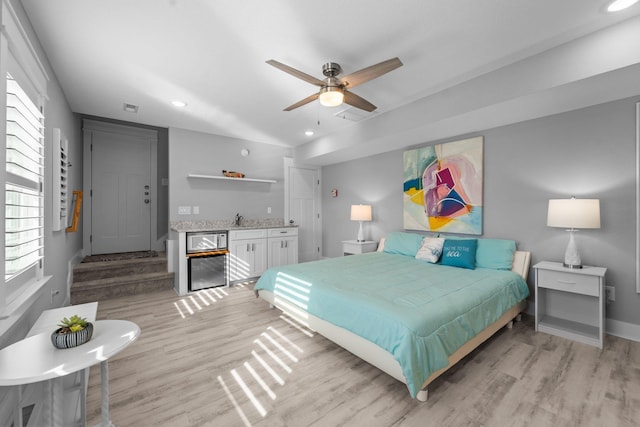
[415,237,445,263]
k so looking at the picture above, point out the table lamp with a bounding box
[547,197,600,269]
[350,204,372,242]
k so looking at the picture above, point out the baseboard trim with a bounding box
[606,318,640,343]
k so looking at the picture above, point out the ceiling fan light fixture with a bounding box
[319,86,344,107]
[607,0,638,11]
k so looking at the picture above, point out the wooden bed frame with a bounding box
[256,250,531,401]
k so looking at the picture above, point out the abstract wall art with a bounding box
[403,136,483,235]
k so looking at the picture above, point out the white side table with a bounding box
[342,240,378,255]
[534,261,606,348]
[0,319,140,427]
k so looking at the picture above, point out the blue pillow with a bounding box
[383,232,425,257]
[476,239,516,270]
[441,239,477,269]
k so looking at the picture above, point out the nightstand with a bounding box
[342,240,378,255]
[534,261,607,348]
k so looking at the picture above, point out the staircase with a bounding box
[71,252,174,304]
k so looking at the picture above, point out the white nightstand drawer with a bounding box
[537,269,600,297]
[342,240,378,255]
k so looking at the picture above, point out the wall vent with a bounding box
[334,107,375,122]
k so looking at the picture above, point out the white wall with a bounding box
[322,96,639,327]
[168,127,292,223]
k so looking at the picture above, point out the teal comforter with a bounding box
[254,252,529,397]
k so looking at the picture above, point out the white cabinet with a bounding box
[268,227,298,268]
[229,229,268,281]
[534,261,607,348]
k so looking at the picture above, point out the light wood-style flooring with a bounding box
[86,284,640,427]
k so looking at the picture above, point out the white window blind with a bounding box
[5,73,44,283]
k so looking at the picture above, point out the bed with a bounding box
[253,232,531,401]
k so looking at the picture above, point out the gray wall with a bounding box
[169,127,292,223]
[322,96,639,326]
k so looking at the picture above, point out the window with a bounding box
[4,73,44,300]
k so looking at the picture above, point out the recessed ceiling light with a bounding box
[123,103,139,113]
[171,100,187,107]
[305,130,314,136]
[607,0,638,12]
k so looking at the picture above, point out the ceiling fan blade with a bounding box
[283,93,320,111]
[340,57,403,89]
[266,59,325,87]
[343,91,377,112]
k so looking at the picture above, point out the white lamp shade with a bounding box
[547,199,600,229]
[350,204,372,222]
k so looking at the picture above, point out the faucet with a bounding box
[234,213,243,227]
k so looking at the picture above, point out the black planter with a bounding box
[51,322,94,349]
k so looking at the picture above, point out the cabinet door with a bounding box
[229,240,251,281]
[284,236,298,265]
[229,238,267,280]
[268,236,298,268]
[268,238,283,268]
[251,239,268,277]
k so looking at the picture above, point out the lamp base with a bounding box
[563,229,582,269]
[562,262,583,269]
[356,221,365,243]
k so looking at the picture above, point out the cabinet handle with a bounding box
[280,241,283,248]
[285,241,288,248]
[252,243,255,251]
[246,243,250,252]
[556,279,577,285]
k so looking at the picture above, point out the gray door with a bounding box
[90,130,151,254]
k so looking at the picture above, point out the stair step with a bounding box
[74,254,167,282]
[71,271,174,304]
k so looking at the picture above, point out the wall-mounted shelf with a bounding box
[187,173,277,184]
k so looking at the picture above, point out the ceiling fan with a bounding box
[266,57,403,112]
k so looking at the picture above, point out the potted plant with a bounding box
[51,315,94,349]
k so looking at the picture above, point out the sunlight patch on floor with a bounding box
[173,286,232,317]
[216,301,315,426]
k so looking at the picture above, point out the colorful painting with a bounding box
[403,136,483,235]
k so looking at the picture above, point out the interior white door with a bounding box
[285,159,321,262]
[91,130,151,254]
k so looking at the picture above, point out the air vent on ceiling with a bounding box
[123,103,139,113]
[334,107,374,122]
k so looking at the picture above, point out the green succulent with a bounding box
[57,315,88,333]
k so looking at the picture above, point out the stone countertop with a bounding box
[170,219,297,233]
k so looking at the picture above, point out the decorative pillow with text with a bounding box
[440,239,478,269]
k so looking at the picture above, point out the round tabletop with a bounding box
[0,319,140,386]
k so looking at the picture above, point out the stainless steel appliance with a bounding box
[187,231,227,253]
[187,231,228,291]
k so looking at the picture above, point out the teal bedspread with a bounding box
[254,251,529,397]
